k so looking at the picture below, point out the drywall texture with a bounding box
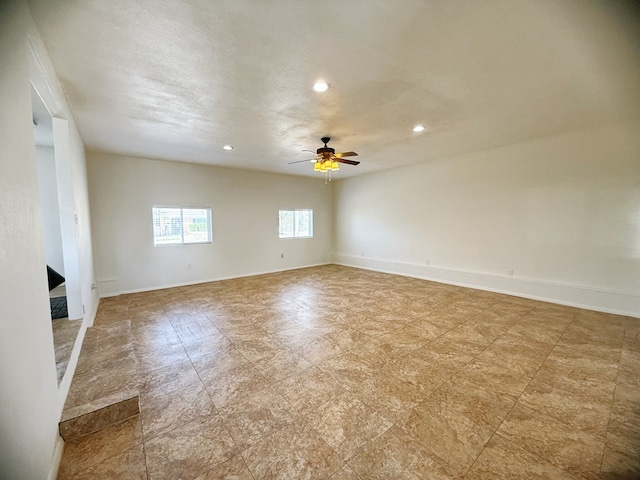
[0,3,59,479]
[88,153,333,295]
[0,2,98,478]
[333,121,640,316]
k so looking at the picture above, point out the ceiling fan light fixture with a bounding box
[313,80,329,92]
[331,161,339,171]
[314,162,321,171]
[412,125,425,133]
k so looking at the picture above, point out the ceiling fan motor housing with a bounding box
[317,147,335,156]
[317,137,335,156]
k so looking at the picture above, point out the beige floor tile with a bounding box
[58,443,147,480]
[555,336,623,362]
[427,377,517,430]
[322,326,372,352]
[541,345,620,380]
[606,410,640,459]
[382,355,449,398]
[623,328,640,352]
[251,347,313,383]
[519,380,611,438]
[317,352,377,390]
[130,322,178,348]
[420,307,468,330]
[241,422,343,480]
[181,332,234,360]
[328,463,361,479]
[201,362,270,409]
[610,382,640,424]
[350,336,399,368]
[396,399,493,477]
[464,433,581,480]
[456,359,532,399]
[141,380,216,441]
[371,327,431,356]
[436,323,498,355]
[505,322,565,345]
[218,386,298,450]
[488,300,535,318]
[190,345,250,380]
[138,358,200,398]
[270,324,319,348]
[529,370,617,409]
[347,425,454,480]
[600,444,640,480]
[411,340,476,376]
[292,335,344,365]
[170,313,222,343]
[274,365,346,416]
[497,403,605,478]
[144,416,238,480]
[58,417,143,478]
[305,391,392,460]
[353,372,425,423]
[232,336,285,363]
[64,369,138,410]
[487,330,554,360]
[399,318,448,341]
[193,453,254,480]
[136,341,191,375]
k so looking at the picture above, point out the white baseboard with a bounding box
[46,434,64,480]
[98,263,331,298]
[332,254,640,318]
[96,278,119,298]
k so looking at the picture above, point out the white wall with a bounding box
[333,121,640,317]
[0,2,98,478]
[88,153,333,295]
[35,145,65,274]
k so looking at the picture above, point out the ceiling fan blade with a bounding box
[288,158,317,164]
[336,158,360,166]
[301,149,316,153]
[334,151,358,158]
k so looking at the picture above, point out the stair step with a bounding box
[60,320,139,441]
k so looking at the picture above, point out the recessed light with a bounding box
[223,145,233,150]
[412,125,425,133]
[313,80,329,92]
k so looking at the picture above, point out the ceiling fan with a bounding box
[289,137,360,183]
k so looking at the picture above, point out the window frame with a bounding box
[152,206,212,246]
[278,209,313,239]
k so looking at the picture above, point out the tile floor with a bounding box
[51,284,83,383]
[57,265,640,479]
[53,317,81,383]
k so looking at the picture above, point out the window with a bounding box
[153,207,212,246]
[279,209,313,238]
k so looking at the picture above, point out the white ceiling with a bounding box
[27,0,640,178]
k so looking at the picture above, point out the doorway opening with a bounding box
[31,85,83,384]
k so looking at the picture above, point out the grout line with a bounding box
[598,326,627,474]
[460,309,577,479]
